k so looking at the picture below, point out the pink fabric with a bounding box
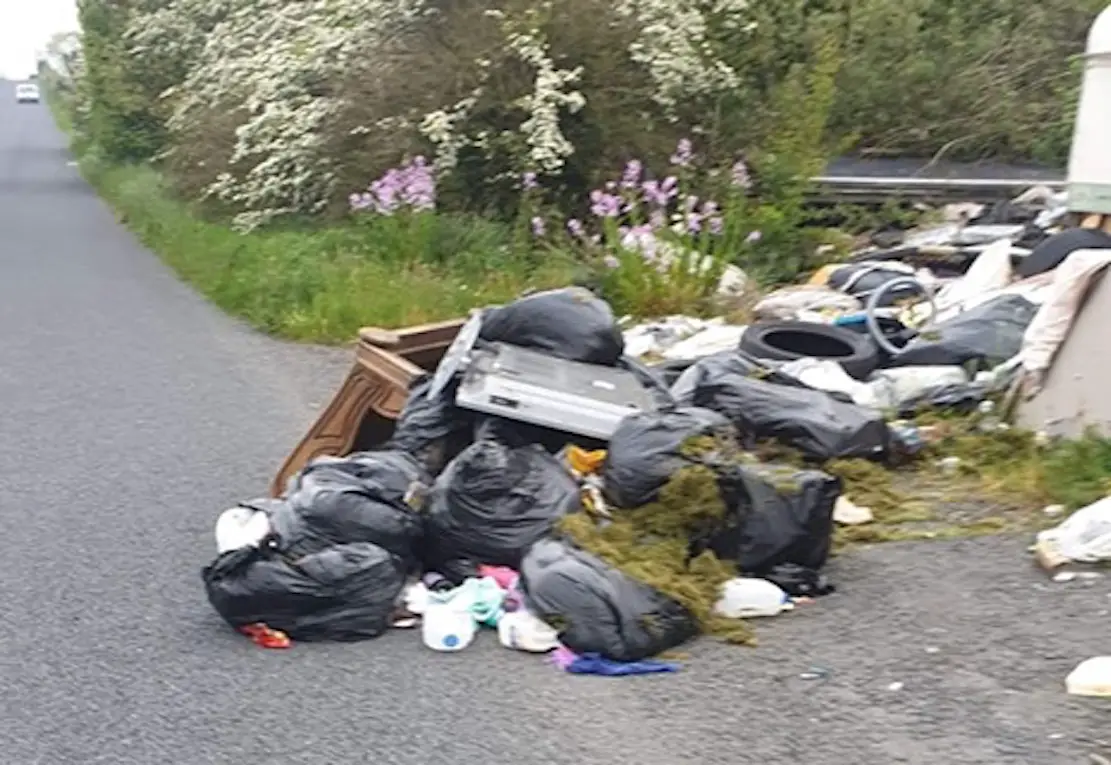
[477,565,519,591]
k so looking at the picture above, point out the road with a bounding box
[1,84,1108,765]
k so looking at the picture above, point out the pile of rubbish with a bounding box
[201,186,1111,672]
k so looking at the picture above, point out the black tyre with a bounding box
[738,321,880,380]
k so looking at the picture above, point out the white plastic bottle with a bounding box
[714,578,793,618]
[421,598,477,652]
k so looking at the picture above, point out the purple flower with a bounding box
[521,171,538,190]
[670,138,694,167]
[567,218,585,238]
[701,200,719,216]
[731,159,750,189]
[686,212,702,233]
[590,189,621,218]
[745,230,762,244]
[531,216,546,236]
[708,216,724,235]
[642,176,679,207]
[621,159,643,189]
[649,209,666,229]
[603,254,620,269]
[356,156,437,215]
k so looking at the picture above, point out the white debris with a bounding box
[1067,657,1111,696]
[833,496,875,526]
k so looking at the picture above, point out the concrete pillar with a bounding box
[1068,5,1111,215]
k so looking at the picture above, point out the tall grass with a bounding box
[78,158,577,342]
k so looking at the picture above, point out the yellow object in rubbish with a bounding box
[566,446,607,475]
[808,264,843,286]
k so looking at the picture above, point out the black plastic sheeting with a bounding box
[424,440,582,576]
[478,287,625,366]
[386,373,475,475]
[203,541,406,641]
[603,407,736,509]
[520,539,700,661]
[683,370,890,461]
[1017,228,1111,278]
[280,450,429,569]
[828,263,925,306]
[699,462,842,577]
[889,294,1038,370]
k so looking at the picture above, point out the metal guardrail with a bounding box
[806,175,1066,204]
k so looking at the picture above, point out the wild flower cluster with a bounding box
[556,138,756,270]
[349,157,436,214]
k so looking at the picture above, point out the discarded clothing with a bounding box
[551,646,680,676]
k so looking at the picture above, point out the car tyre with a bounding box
[737,321,880,380]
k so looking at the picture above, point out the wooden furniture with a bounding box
[270,319,465,496]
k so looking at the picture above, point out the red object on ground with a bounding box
[238,623,292,649]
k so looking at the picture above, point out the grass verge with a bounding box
[75,159,578,342]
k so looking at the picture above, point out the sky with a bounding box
[0,0,78,79]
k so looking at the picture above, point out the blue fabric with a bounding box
[564,652,679,676]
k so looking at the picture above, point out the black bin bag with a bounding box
[519,539,700,661]
[478,287,624,365]
[703,462,841,577]
[603,407,736,509]
[282,450,429,568]
[202,541,406,641]
[688,371,889,461]
[386,373,475,475]
[889,294,1038,370]
[424,440,582,572]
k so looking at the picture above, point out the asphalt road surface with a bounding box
[1,84,1108,765]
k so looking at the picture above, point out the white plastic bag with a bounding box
[1066,656,1111,697]
[1036,497,1111,563]
[497,609,560,653]
[713,578,793,619]
[214,507,272,553]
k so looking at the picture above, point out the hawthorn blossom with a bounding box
[670,138,694,167]
[731,159,751,189]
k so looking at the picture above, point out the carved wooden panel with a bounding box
[271,320,463,497]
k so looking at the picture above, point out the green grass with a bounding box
[74,159,578,342]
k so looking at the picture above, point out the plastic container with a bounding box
[714,578,793,619]
[497,610,560,653]
[421,599,477,652]
[1066,656,1111,696]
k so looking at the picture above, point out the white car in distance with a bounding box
[15,83,41,104]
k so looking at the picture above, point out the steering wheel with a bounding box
[864,276,937,358]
